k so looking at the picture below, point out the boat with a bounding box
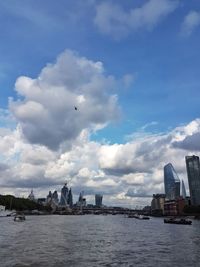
[141,215,150,220]
[14,213,26,222]
[128,214,150,220]
[164,218,192,225]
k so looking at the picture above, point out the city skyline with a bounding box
[0,0,200,206]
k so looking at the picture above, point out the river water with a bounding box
[0,215,200,267]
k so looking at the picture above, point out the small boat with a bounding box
[14,214,26,222]
[128,214,150,220]
[141,215,150,220]
[164,218,192,225]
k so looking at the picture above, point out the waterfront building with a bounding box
[164,163,180,200]
[151,194,165,215]
[46,191,52,204]
[95,194,103,207]
[28,190,35,201]
[77,192,86,207]
[181,180,187,199]
[52,191,59,204]
[176,197,186,215]
[185,155,200,206]
[0,205,5,211]
[60,183,69,206]
[164,197,186,216]
[37,198,46,205]
[67,188,73,208]
[164,200,177,216]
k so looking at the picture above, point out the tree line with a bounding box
[0,195,51,211]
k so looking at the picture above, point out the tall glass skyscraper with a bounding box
[164,163,180,200]
[181,180,186,199]
[67,188,73,208]
[185,155,200,206]
[60,183,69,206]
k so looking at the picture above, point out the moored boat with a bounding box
[14,213,26,222]
[164,218,192,225]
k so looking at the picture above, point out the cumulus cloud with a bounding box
[10,50,120,150]
[181,10,200,37]
[173,132,200,151]
[94,0,178,39]
[1,117,200,205]
[126,188,152,198]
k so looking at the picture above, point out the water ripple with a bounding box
[0,215,200,266]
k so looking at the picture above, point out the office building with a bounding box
[52,191,59,204]
[77,192,86,207]
[151,194,165,215]
[181,180,186,199]
[95,194,103,207]
[67,188,73,208]
[60,183,69,206]
[185,155,200,206]
[46,191,52,204]
[164,163,180,200]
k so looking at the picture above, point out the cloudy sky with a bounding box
[0,0,200,207]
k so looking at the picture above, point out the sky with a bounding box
[0,0,200,207]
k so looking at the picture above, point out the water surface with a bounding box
[0,215,200,266]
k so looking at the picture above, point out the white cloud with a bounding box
[181,10,200,37]
[122,74,136,89]
[94,0,178,39]
[121,173,145,185]
[10,50,120,150]
[0,1,62,31]
[0,117,199,205]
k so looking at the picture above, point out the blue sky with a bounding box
[0,0,200,206]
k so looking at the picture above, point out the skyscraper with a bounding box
[185,155,200,206]
[52,191,59,204]
[95,194,103,207]
[181,180,186,199]
[46,191,52,204]
[67,188,73,208]
[60,183,69,206]
[164,163,180,200]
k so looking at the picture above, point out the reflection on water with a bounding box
[0,215,200,267]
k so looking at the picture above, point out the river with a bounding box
[0,215,200,267]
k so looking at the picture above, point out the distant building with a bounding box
[176,197,186,215]
[77,192,86,207]
[151,194,165,215]
[46,191,52,204]
[164,163,180,200]
[164,200,178,216]
[28,190,35,201]
[95,194,103,207]
[37,198,46,205]
[60,184,69,206]
[0,205,5,211]
[52,191,59,204]
[181,180,187,199]
[164,197,186,216]
[67,188,73,208]
[185,155,200,206]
